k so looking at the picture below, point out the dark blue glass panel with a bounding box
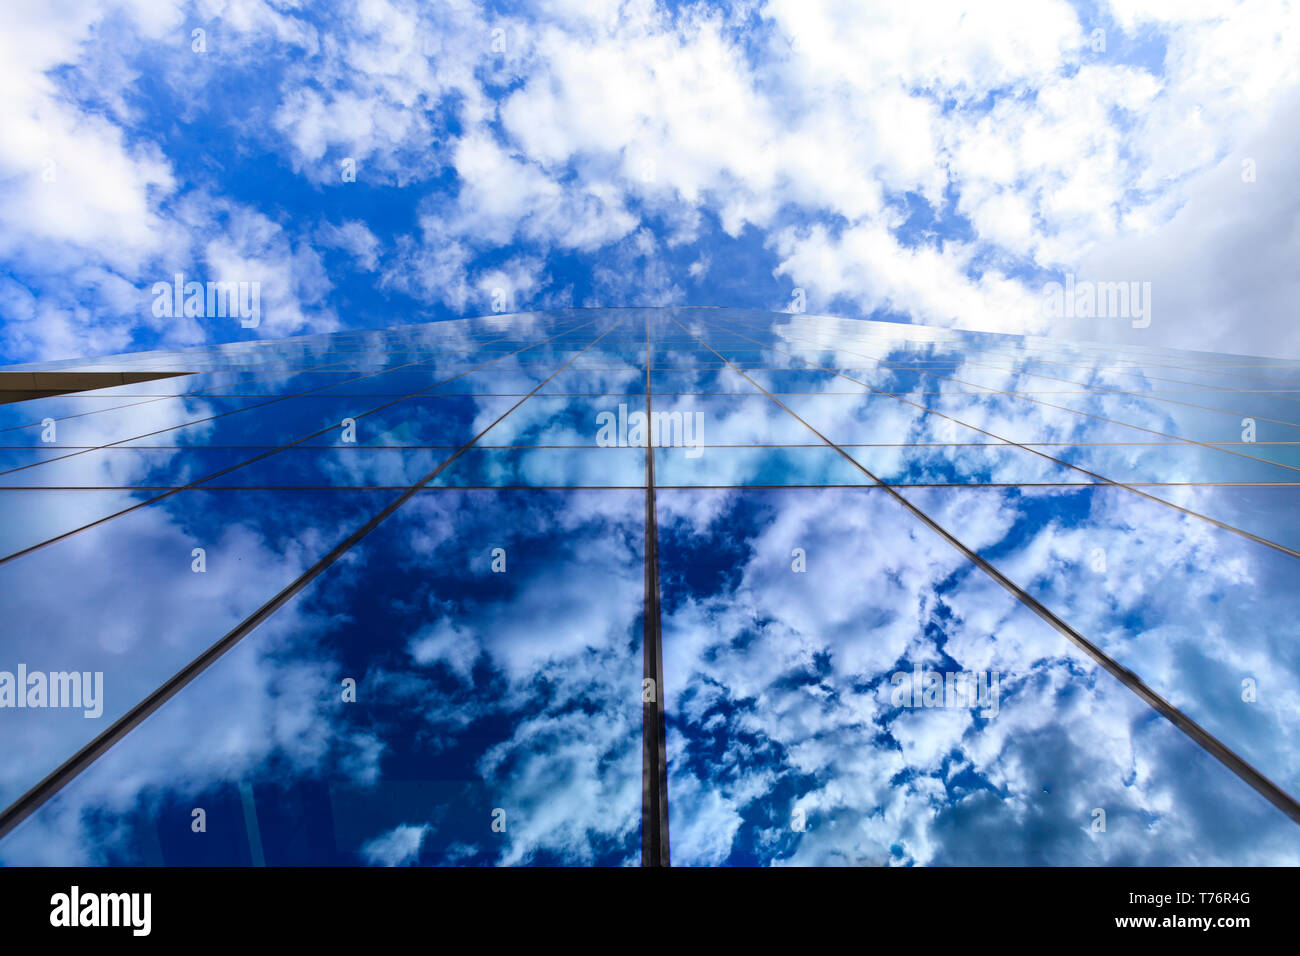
[0,489,645,866]
[0,489,396,807]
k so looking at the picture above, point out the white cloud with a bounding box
[361,823,431,866]
[772,221,1045,333]
[660,485,1300,865]
[7,0,1300,358]
[318,220,382,272]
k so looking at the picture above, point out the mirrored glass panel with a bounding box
[4,307,1299,867]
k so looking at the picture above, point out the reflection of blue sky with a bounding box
[0,487,396,810]
[1,490,644,866]
[2,307,1300,865]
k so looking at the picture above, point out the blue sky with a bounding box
[2,0,1299,364]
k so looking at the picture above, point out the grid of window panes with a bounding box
[1,306,1299,866]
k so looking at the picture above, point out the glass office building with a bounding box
[0,306,1298,866]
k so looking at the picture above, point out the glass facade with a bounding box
[1,306,1299,866]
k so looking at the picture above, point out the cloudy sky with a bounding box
[2,0,1297,364]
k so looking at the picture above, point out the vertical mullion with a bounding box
[642,312,671,866]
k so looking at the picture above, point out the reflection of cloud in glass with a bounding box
[361,823,430,866]
[900,484,1300,796]
[0,488,396,813]
[3,307,1300,867]
[1,489,644,867]
[659,487,1300,865]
